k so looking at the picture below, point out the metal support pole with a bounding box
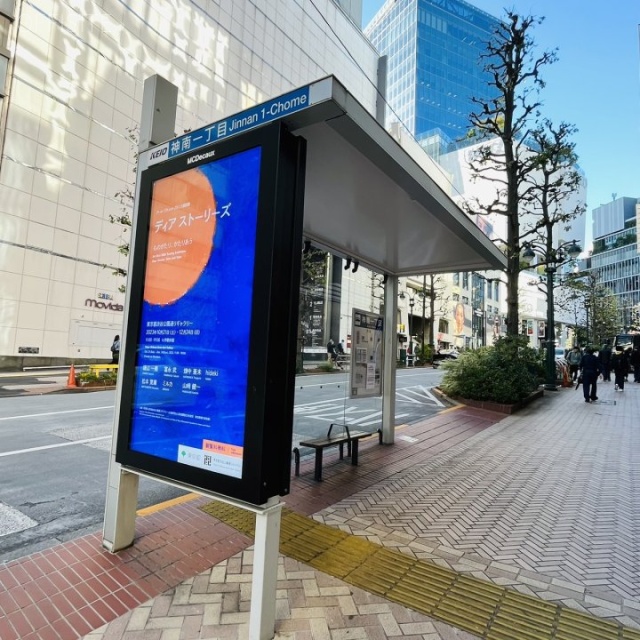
[408,300,414,366]
[249,498,282,640]
[381,275,398,444]
[103,75,178,552]
[544,266,557,391]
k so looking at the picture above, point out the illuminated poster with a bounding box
[129,146,261,479]
[350,309,384,398]
[538,321,546,339]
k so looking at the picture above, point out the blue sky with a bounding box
[362,0,639,227]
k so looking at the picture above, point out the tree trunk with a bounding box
[505,157,520,336]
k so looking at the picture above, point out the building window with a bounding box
[462,272,469,289]
[0,54,7,95]
[0,7,11,97]
[0,15,9,43]
[453,272,459,286]
[0,0,15,19]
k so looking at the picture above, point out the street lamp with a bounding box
[585,300,591,346]
[408,297,415,365]
[521,239,581,391]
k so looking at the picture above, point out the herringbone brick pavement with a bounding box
[83,551,478,640]
[318,382,640,629]
[1,405,498,639]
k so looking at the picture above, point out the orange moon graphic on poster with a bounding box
[144,168,216,306]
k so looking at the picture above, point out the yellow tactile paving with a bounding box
[200,501,639,639]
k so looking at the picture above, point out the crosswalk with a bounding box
[293,384,443,429]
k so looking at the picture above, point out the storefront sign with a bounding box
[85,299,124,311]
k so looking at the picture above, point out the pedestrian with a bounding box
[611,346,629,391]
[110,334,120,364]
[598,341,612,382]
[326,338,337,367]
[335,339,345,369]
[566,345,582,382]
[579,346,602,403]
[631,347,640,383]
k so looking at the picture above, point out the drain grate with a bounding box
[200,502,640,639]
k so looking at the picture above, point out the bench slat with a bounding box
[298,430,369,449]
[293,427,381,481]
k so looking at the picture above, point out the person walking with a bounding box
[326,338,337,368]
[110,335,120,364]
[566,346,582,382]
[631,347,640,383]
[579,346,602,403]
[335,339,345,369]
[598,341,612,382]
[611,346,629,391]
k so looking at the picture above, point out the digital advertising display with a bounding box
[130,147,259,478]
[116,123,306,505]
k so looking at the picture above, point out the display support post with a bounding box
[103,75,178,552]
[249,497,283,640]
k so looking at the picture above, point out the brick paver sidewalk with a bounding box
[3,381,639,639]
[320,381,640,629]
[0,406,498,639]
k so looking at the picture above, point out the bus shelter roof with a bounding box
[141,76,506,277]
[284,76,506,276]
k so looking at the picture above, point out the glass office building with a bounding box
[590,197,640,329]
[365,0,499,144]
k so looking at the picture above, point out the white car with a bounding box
[554,347,566,360]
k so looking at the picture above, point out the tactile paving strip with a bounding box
[201,502,640,640]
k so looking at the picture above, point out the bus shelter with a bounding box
[104,75,506,640]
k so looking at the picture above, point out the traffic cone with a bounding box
[562,363,570,388]
[67,364,77,388]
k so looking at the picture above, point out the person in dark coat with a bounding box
[611,346,630,391]
[326,338,337,367]
[579,346,602,403]
[566,346,582,381]
[631,347,640,383]
[598,342,612,382]
[110,335,120,364]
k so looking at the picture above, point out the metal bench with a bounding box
[293,424,382,481]
[336,354,350,368]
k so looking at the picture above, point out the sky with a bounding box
[361,0,640,239]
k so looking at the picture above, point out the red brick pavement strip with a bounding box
[0,406,500,640]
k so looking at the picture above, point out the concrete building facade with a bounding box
[0,0,380,367]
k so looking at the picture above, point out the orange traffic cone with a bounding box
[67,364,77,388]
[562,363,571,388]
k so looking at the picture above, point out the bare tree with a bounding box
[556,272,620,346]
[466,12,557,336]
[523,120,585,247]
[107,126,138,292]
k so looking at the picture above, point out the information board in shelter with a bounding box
[349,309,384,399]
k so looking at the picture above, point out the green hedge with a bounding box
[440,336,544,404]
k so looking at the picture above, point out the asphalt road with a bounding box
[0,367,444,563]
